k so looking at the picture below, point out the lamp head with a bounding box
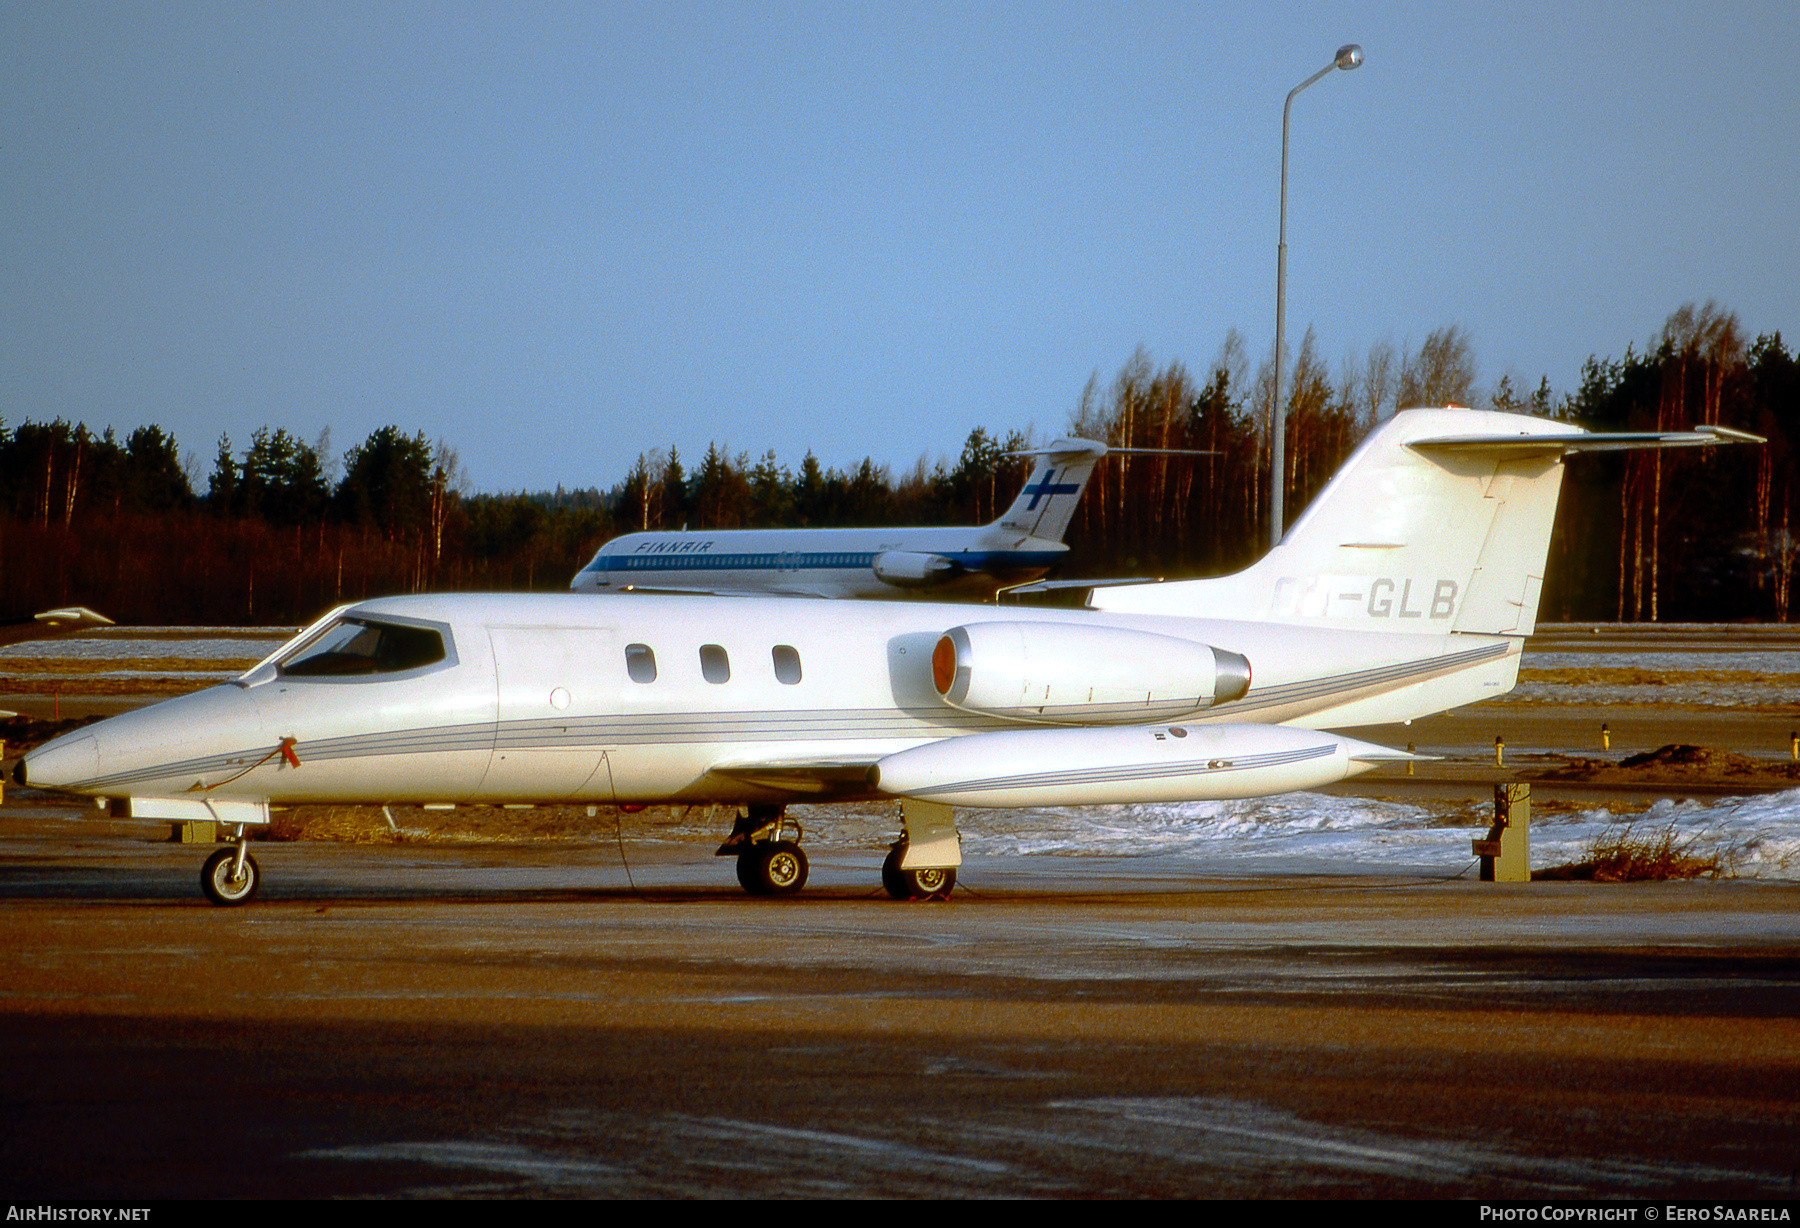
[1335,44,1363,70]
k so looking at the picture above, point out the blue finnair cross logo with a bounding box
[1023,467,1080,510]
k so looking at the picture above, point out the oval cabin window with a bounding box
[700,644,730,684]
[625,643,657,684]
[772,645,802,685]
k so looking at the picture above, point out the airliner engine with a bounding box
[931,622,1251,725]
[872,551,959,588]
[871,722,1401,807]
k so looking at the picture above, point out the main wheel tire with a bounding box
[201,848,261,907]
[736,841,809,897]
[881,846,955,901]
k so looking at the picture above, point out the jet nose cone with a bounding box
[18,733,99,792]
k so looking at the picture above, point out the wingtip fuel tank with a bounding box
[870,722,1395,808]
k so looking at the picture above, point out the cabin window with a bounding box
[625,643,657,683]
[700,644,730,684]
[277,617,447,677]
[772,644,802,685]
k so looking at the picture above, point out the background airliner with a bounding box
[572,438,1163,598]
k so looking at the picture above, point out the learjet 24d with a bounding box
[16,408,1758,905]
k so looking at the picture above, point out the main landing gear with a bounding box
[718,803,809,897]
[201,828,260,906]
[737,840,809,896]
[881,843,955,901]
[717,799,963,901]
[882,798,961,901]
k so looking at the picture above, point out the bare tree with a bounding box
[1643,302,1746,616]
[1361,337,1397,423]
[1285,326,1332,502]
[1211,330,1255,539]
[1397,325,1478,408]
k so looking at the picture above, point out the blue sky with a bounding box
[3,2,1795,494]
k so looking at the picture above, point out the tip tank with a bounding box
[872,722,1403,807]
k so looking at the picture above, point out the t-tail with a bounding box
[1089,407,1760,634]
[991,438,1109,543]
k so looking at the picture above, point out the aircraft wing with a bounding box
[708,727,1440,803]
[706,757,879,794]
[997,576,1166,606]
[1002,576,1164,594]
[611,584,830,599]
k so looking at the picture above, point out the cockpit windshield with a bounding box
[275,617,448,677]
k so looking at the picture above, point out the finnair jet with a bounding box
[571,439,1118,599]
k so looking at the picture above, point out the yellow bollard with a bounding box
[1406,740,1415,777]
[1474,783,1531,882]
[1601,723,1610,751]
[1494,734,1504,767]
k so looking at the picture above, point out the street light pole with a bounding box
[1270,42,1362,551]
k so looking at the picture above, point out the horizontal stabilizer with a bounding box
[1003,438,1108,463]
[1001,442,1218,459]
[1409,423,1764,458]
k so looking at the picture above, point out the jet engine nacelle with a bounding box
[872,550,960,588]
[931,621,1251,725]
[872,722,1391,807]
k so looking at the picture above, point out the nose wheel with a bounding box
[201,845,261,906]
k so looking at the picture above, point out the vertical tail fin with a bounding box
[994,439,1108,542]
[1089,408,1757,635]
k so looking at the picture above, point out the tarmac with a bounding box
[2,667,1798,1198]
[1,795,1797,1198]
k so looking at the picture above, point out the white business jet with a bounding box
[571,438,1126,598]
[16,409,1757,905]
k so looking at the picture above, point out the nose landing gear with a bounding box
[201,830,260,906]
